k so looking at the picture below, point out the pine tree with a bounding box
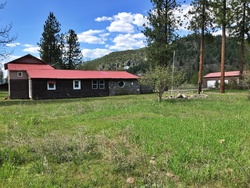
[229,0,250,77]
[212,0,229,93]
[143,0,179,66]
[187,0,213,94]
[38,12,62,69]
[63,29,83,69]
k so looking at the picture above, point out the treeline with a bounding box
[38,12,83,69]
[175,34,241,83]
[78,34,242,84]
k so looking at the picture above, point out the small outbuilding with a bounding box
[5,54,140,99]
[203,71,240,88]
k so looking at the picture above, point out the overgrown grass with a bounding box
[0,91,249,187]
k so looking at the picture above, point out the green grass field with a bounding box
[0,91,249,187]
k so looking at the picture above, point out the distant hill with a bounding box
[77,48,147,72]
[78,34,241,82]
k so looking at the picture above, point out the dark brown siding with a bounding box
[31,79,109,99]
[0,83,8,91]
[9,80,29,99]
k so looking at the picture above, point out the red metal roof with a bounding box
[204,71,240,78]
[4,54,48,70]
[7,64,54,71]
[27,69,139,79]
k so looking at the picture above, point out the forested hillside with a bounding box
[78,34,242,82]
[77,48,147,71]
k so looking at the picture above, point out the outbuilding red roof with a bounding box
[4,54,49,70]
[7,64,54,71]
[27,69,139,79]
[204,71,240,78]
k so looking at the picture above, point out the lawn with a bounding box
[0,91,249,187]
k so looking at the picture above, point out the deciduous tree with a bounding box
[139,65,184,102]
[0,2,16,60]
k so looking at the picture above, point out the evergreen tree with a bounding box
[187,0,213,94]
[38,12,62,69]
[59,33,66,69]
[143,0,179,66]
[212,0,229,93]
[229,0,250,77]
[63,29,83,69]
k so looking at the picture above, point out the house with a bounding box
[203,71,240,88]
[4,54,140,99]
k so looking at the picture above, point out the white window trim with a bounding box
[92,80,98,89]
[47,81,56,90]
[99,80,105,89]
[17,72,23,77]
[73,80,81,90]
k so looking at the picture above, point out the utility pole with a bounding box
[171,50,175,96]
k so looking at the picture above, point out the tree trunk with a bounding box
[240,2,246,79]
[198,2,205,94]
[220,0,226,94]
[158,92,163,102]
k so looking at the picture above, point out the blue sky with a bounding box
[1,0,193,65]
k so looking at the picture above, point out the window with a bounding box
[17,72,23,77]
[99,80,105,89]
[92,80,98,89]
[92,80,105,89]
[73,80,81,90]
[118,81,125,88]
[47,81,56,90]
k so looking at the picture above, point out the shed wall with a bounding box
[203,76,239,88]
[31,79,109,99]
[9,71,28,79]
[9,79,29,99]
[109,80,140,96]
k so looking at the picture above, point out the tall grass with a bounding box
[0,91,249,187]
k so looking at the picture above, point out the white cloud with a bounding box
[132,13,147,27]
[106,12,135,33]
[212,29,230,37]
[96,12,147,34]
[175,4,193,31]
[95,16,113,22]
[109,33,146,51]
[133,33,146,39]
[81,48,112,60]
[78,30,108,44]
[23,44,39,53]
[1,55,22,64]
[6,42,21,47]
[78,12,148,59]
